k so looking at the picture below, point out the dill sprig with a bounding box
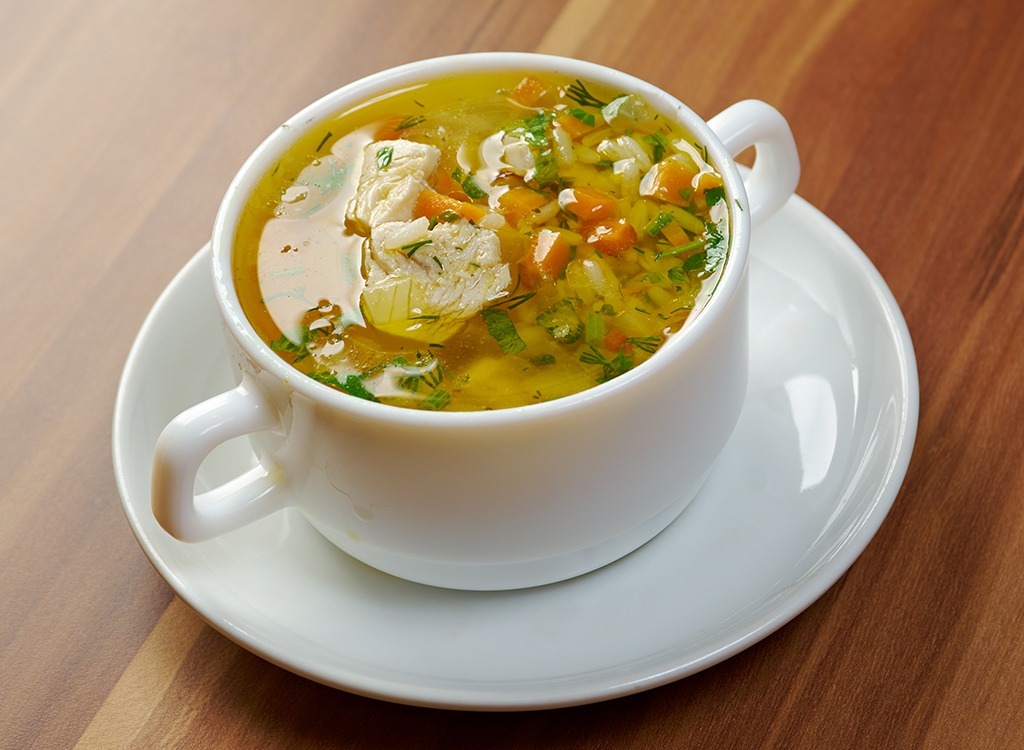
[565,79,608,109]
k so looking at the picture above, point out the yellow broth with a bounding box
[233,71,730,411]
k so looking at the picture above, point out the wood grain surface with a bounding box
[3,0,1024,747]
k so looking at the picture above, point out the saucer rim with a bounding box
[112,193,919,710]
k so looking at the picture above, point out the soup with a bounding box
[233,71,730,411]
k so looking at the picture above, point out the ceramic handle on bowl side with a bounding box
[151,373,286,542]
[707,100,800,226]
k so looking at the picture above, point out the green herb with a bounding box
[644,212,673,236]
[655,238,706,260]
[643,131,670,162]
[432,255,444,271]
[395,114,426,131]
[628,336,660,354]
[517,111,553,148]
[667,266,693,284]
[420,389,451,410]
[567,107,596,127]
[565,79,608,109]
[510,112,559,188]
[376,146,394,170]
[392,354,445,392]
[311,371,379,402]
[579,346,633,383]
[480,308,526,354]
[530,353,556,366]
[428,210,461,228]
[402,239,432,257]
[315,131,332,152]
[705,185,726,207]
[461,172,488,200]
[682,251,709,272]
[536,299,583,344]
[270,331,311,362]
[490,291,536,310]
[408,313,440,322]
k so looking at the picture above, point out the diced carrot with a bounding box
[558,186,618,223]
[603,327,631,354]
[498,187,550,226]
[688,171,725,211]
[586,219,637,256]
[519,229,572,288]
[372,116,408,141]
[413,189,488,223]
[642,159,698,206]
[659,220,691,247]
[430,170,470,202]
[555,112,593,140]
[509,76,549,108]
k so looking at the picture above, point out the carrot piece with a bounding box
[642,159,698,206]
[688,171,725,211]
[413,189,488,223]
[430,170,469,202]
[603,327,631,353]
[509,76,549,108]
[586,219,637,256]
[555,112,593,140]
[519,229,572,288]
[558,186,618,223]
[498,187,550,226]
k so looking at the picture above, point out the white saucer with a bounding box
[112,194,918,710]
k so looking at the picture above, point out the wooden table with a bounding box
[3,0,1023,746]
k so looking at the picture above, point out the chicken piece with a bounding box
[346,139,441,234]
[360,217,511,342]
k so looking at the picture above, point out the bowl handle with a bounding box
[151,373,286,542]
[707,100,800,226]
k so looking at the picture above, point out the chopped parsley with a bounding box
[376,146,394,170]
[480,308,526,354]
[705,185,726,207]
[643,131,670,162]
[567,107,596,127]
[535,299,583,344]
[420,389,452,410]
[311,371,379,402]
[453,167,489,200]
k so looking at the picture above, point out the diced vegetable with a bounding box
[498,187,551,226]
[586,219,637,256]
[413,189,489,223]
[510,76,549,108]
[555,111,594,140]
[601,94,651,129]
[520,229,573,288]
[639,156,699,206]
[536,299,583,344]
[602,327,630,353]
[557,186,618,222]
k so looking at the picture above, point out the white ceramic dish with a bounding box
[112,193,918,710]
